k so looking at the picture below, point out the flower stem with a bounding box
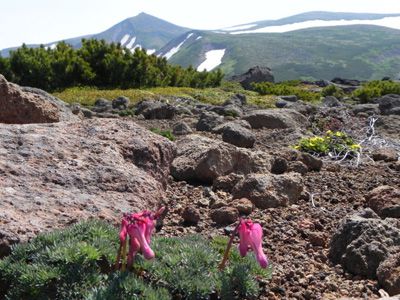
[218,220,241,271]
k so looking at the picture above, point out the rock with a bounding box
[367,186,400,218]
[352,104,379,116]
[298,153,323,171]
[182,206,201,224]
[276,99,289,108]
[289,161,308,174]
[378,94,400,115]
[81,107,94,118]
[372,148,399,162]
[222,123,255,148]
[280,95,298,102]
[210,207,239,225]
[329,209,400,278]
[112,96,130,110]
[0,119,175,249]
[213,173,245,192]
[270,157,288,174]
[331,77,361,87]
[322,96,342,108]
[212,120,251,134]
[173,121,193,136]
[377,253,400,296]
[221,104,243,117]
[232,173,303,208]
[0,76,79,124]
[135,100,177,119]
[171,135,271,183]
[224,94,247,106]
[196,111,225,132]
[232,198,253,215]
[231,66,275,90]
[308,232,327,247]
[243,109,308,129]
[92,98,112,113]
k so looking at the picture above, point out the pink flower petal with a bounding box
[248,223,269,268]
[127,221,155,260]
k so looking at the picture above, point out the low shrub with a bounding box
[295,130,361,158]
[321,85,345,99]
[352,80,400,103]
[252,82,321,102]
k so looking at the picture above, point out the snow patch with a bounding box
[163,33,194,60]
[126,36,136,49]
[147,49,156,55]
[120,34,130,45]
[231,16,400,34]
[222,23,257,31]
[48,43,57,50]
[197,49,225,71]
[196,36,202,40]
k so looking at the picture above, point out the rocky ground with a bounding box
[0,74,400,299]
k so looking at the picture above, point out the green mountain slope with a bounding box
[163,25,400,81]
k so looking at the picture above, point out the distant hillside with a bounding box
[0,13,189,57]
[2,11,400,81]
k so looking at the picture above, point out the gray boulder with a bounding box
[112,96,130,110]
[222,123,255,148]
[224,94,247,106]
[135,100,177,119]
[196,111,225,132]
[329,209,400,278]
[378,94,400,115]
[232,173,303,208]
[93,98,112,113]
[352,104,379,116]
[243,109,308,129]
[231,66,274,89]
[377,253,400,296]
[212,120,251,134]
[173,121,193,136]
[280,95,298,102]
[322,96,342,107]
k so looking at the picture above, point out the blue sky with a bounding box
[1,0,399,49]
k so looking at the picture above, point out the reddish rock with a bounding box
[0,75,79,124]
[367,186,400,218]
[182,206,201,224]
[0,119,175,255]
[308,232,327,247]
[377,253,400,296]
[232,198,253,215]
[210,207,239,225]
[372,148,399,162]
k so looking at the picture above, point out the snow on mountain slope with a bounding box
[222,24,258,31]
[197,49,225,71]
[163,33,193,60]
[120,34,130,45]
[228,16,400,34]
[126,36,136,49]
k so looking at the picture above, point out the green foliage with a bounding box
[0,55,13,81]
[352,80,400,103]
[150,128,176,141]
[0,221,270,300]
[3,39,224,91]
[321,85,345,99]
[295,130,361,156]
[252,81,321,102]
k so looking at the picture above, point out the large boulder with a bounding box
[171,135,271,183]
[366,186,400,218]
[377,253,400,296]
[231,66,274,90]
[0,76,79,124]
[222,123,255,148]
[0,119,176,257]
[378,94,400,115]
[329,209,400,279]
[231,173,303,208]
[243,109,308,129]
[196,111,225,132]
[135,100,177,119]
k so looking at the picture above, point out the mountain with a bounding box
[0,12,189,57]
[157,12,400,80]
[2,11,400,81]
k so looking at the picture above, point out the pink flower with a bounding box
[238,219,269,268]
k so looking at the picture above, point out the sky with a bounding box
[1,0,400,49]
